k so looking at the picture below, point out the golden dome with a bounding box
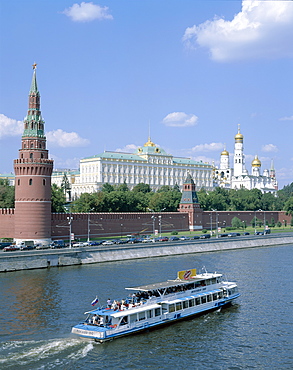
[235,124,243,142]
[221,149,229,156]
[252,155,261,167]
[144,136,156,147]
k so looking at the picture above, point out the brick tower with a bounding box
[178,173,203,230]
[13,64,54,246]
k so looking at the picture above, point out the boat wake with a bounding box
[0,338,93,369]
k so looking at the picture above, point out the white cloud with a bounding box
[262,144,278,153]
[162,112,198,127]
[0,114,23,138]
[279,115,293,121]
[191,142,223,153]
[183,0,293,61]
[46,129,90,147]
[62,2,113,22]
[115,144,139,153]
[49,154,80,169]
[191,155,215,165]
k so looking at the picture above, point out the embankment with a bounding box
[1,234,292,273]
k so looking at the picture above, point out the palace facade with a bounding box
[53,137,214,199]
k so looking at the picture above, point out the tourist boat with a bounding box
[71,268,240,342]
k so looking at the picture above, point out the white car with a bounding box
[72,242,86,247]
[102,241,114,245]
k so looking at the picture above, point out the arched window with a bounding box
[18,179,20,186]
[29,179,33,185]
[41,153,44,158]
[30,153,33,159]
[43,179,46,186]
[31,143,34,148]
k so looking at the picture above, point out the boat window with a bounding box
[147,310,153,319]
[201,296,207,304]
[189,299,195,307]
[161,303,168,314]
[183,301,188,309]
[120,316,128,325]
[211,278,216,284]
[155,308,161,316]
[205,279,211,285]
[169,304,175,313]
[138,312,146,321]
[129,314,137,323]
[176,302,182,311]
[207,295,212,302]
[195,298,200,305]
[218,292,223,299]
[213,293,218,301]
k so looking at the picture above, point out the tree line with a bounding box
[0,179,292,215]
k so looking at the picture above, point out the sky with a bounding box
[0,0,292,189]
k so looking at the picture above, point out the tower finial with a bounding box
[32,62,37,70]
[238,123,241,133]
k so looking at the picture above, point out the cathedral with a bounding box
[214,125,278,194]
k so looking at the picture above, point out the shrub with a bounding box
[202,229,207,234]
[171,231,178,235]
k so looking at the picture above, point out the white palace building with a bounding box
[52,137,214,199]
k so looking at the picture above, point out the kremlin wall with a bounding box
[0,67,291,247]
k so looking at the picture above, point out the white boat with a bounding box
[71,268,240,342]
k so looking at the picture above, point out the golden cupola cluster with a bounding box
[252,155,261,167]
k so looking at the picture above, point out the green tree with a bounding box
[132,183,152,193]
[71,192,96,212]
[231,216,243,229]
[270,217,276,228]
[0,179,15,208]
[117,181,129,192]
[284,196,293,215]
[101,183,115,193]
[51,184,66,212]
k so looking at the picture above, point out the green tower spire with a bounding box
[23,63,45,138]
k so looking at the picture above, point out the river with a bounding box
[0,244,292,369]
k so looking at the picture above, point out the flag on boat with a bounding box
[91,296,99,306]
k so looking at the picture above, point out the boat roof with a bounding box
[125,273,222,292]
[111,303,161,318]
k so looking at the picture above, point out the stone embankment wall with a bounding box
[1,234,292,273]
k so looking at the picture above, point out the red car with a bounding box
[3,245,20,252]
[158,237,169,242]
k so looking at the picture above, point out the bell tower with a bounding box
[13,64,54,246]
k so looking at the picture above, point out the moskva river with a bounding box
[0,244,292,369]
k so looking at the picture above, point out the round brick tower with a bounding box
[13,64,54,246]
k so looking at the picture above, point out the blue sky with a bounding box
[0,0,292,188]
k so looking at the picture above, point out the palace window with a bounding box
[29,179,33,185]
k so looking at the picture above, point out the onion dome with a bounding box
[235,124,243,142]
[144,136,156,147]
[221,149,229,156]
[252,155,261,167]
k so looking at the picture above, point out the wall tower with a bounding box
[13,64,54,245]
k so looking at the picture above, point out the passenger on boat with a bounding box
[99,316,104,327]
[92,314,99,325]
[111,300,118,310]
[107,298,112,308]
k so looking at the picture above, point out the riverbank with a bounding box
[1,233,292,272]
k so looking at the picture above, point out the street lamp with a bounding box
[151,215,156,236]
[210,212,213,236]
[67,215,73,248]
[120,223,123,238]
[158,216,162,237]
[211,209,218,238]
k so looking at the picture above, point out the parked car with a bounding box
[102,240,114,245]
[127,238,140,244]
[220,233,229,237]
[20,245,35,250]
[116,239,128,244]
[243,232,250,236]
[158,236,169,242]
[89,241,102,246]
[3,245,20,252]
[169,236,180,241]
[228,232,238,237]
[192,235,200,239]
[179,236,190,241]
[72,242,86,247]
[200,234,211,239]
[255,231,264,235]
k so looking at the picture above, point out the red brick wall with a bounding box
[0,209,15,238]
